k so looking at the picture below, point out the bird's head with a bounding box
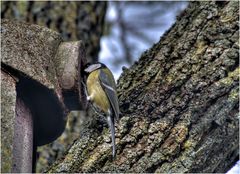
[83,62,106,76]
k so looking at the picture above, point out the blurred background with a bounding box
[100,1,187,79]
[4,2,238,174]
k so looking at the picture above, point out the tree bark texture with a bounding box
[51,1,238,173]
[1,1,107,63]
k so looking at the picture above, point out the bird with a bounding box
[83,62,119,158]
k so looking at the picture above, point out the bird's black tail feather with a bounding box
[107,115,116,158]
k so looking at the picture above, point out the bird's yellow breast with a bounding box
[86,69,110,113]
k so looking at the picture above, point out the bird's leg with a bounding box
[90,103,101,115]
[81,81,91,101]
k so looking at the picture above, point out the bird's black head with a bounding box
[83,62,106,75]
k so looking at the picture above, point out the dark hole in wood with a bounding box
[1,63,66,146]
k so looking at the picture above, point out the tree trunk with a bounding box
[48,1,239,173]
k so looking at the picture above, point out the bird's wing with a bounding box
[98,69,119,121]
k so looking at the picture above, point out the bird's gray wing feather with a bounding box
[98,69,119,121]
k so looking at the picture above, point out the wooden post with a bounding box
[12,98,33,173]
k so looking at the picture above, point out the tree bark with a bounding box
[48,1,239,173]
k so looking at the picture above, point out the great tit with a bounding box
[84,62,119,158]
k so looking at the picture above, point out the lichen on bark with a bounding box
[47,1,238,173]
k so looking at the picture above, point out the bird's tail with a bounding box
[107,115,116,158]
